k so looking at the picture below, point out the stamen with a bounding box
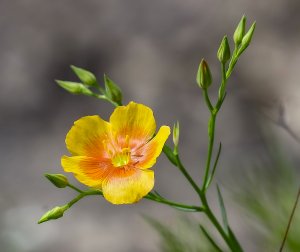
[132,154,143,158]
[125,135,130,147]
[132,161,140,165]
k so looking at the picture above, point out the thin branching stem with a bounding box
[279,187,300,252]
[145,194,204,212]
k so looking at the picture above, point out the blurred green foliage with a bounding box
[145,216,217,252]
[147,130,299,251]
[233,132,300,251]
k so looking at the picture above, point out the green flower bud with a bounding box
[45,173,69,188]
[172,121,180,154]
[217,36,231,64]
[56,80,94,96]
[196,59,212,89]
[238,22,256,55]
[38,205,68,224]
[233,15,246,46]
[70,65,98,87]
[104,74,123,106]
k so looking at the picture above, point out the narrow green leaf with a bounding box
[200,225,223,252]
[205,143,222,189]
[144,216,186,252]
[162,145,177,165]
[228,227,243,252]
[217,185,229,234]
[104,74,122,105]
[153,190,165,199]
[147,192,157,199]
[171,206,202,212]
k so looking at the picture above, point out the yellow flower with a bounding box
[61,102,170,204]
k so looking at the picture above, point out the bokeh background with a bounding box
[1,0,300,251]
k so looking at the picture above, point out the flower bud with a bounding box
[38,205,68,224]
[196,59,212,89]
[233,15,246,46]
[104,74,123,106]
[70,65,98,87]
[172,121,180,154]
[217,36,231,64]
[45,173,69,188]
[238,22,256,54]
[56,80,94,96]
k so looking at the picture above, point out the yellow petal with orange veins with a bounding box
[61,155,112,188]
[109,102,156,148]
[65,115,111,157]
[133,125,170,169]
[102,168,154,204]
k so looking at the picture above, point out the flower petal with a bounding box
[110,102,156,148]
[61,155,112,188]
[102,168,154,204]
[133,125,170,169]
[65,115,111,157]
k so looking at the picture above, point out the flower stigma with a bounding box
[111,147,131,167]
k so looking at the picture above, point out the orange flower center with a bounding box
[111,148,131,167]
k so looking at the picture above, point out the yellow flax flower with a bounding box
[61,102,170,204]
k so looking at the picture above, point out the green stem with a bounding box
[217,63,227,105]
[67,184,84,194]
[199,47,246,250]
[94,94,119,107]
[202,112,216,191]
[67,189,102,208]
[166,151,237,250]
[67,185,202,212]
[174,154,203,197]
[200,193,235,251]
[226,48,239,79]
[203,88,213,112]
[145,194,203,212]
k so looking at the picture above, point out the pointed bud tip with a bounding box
[172,121,180,148]
[38,218,46,224]
[70,65,97,87]
[233,15,247,46]
[45,173,69,188]
[38,206,67,224]
[239,21,256,53]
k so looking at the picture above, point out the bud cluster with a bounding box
[233,15,256,55]
[196,15,255,91]
[56,65,123,106]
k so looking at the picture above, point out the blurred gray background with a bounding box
[1,0,300,251]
